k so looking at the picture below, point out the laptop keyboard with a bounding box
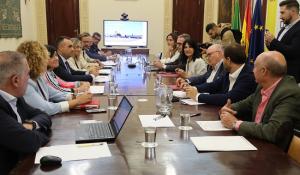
[87,123,114,139]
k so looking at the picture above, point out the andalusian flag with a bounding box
[241,0,252,56]
[231,0,241,30]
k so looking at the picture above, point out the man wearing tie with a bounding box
[265,0,300,83]
[0,51,51,174]
[54,36,98,83]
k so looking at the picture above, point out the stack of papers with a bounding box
[99,69,111,75]
[94,76,109,83]
[173,91,186,98]
[196,121,231,131]
[190,136,257,151]
[102,61,117,66]
[180,99,204,106]
[89,86,104,94]
[34,142,111,164]
[139,115,175,127]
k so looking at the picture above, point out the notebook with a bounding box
[75,96,133,143]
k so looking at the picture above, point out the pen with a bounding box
[190,113,201,117]
[77,143,103,147]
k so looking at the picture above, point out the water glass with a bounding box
[178,113,192,130]
[142,127,158,148]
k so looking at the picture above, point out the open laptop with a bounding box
[75,96,133,144]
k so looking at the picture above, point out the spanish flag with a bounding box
[241,0,252,56]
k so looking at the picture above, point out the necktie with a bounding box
[64,61,72,73]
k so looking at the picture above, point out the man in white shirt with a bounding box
[184,43,256,106]
[176,44,225,88]
[0,51,51,174]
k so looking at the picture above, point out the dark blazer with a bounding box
[188,63,226,86]
[86,44,107,61]
[0,96,51,175]
[165,54,186,72]
[267,20,300,82]
[196,64,256,106]
[232,76,300,150]
[53,55,93,83]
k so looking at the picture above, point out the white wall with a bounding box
[0,0,37,51]
[87,0,165,55]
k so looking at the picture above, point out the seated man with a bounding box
[54,36,98,83]
[0,51,51,174]
[220,51,300,150]
[79,32,107,61]
[185,43,256,106]
[176,44,226,88]
[90,32,113,57]
[153,33,190,72]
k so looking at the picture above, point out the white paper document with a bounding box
[94,76,109,83]
[102,61,117,66]
[34,142,111,164]
[89,86,104,94]
[190,136,257,151]
[139,115,175,127]
[180,99,204,106]
[99,69,111,74]
[196,121,231,131]
[173,91,186,98]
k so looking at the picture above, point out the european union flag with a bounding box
[248,0,264,63]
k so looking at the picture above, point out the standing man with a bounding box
[0,51,51,174]
[265,0,300,83]
[220,51,300,150]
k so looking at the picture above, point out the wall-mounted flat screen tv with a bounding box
[103,20,148,47]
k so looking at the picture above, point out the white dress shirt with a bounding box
[206,60,223,83]
[228,64,245,91]
[0,90,22,123]
[278,18,300,41]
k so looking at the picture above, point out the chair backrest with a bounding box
[288,135,300,164]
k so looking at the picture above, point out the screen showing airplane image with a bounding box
[103,20,148,47]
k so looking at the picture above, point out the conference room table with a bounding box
[11,56,300,175]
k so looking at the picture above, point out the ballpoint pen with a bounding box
[77,143,104,147]
[190,113,201,117]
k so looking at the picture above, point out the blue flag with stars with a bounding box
[248,0,264,63]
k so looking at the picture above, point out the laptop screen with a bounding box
[110,96,133,135]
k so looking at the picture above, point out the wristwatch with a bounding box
[24,120,37,130]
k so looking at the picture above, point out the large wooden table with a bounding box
[11,56,300,175]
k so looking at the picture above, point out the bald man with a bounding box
[176,44,226,88]
[220,51,300,150]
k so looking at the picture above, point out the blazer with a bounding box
[53,55,93,83]
[232,76,300,150]
[0,95,51,175]
[267,20,300,82]
[86,44,107,61]
[165,54,186,72]
[188,63,226,86]
[196,64,256,106]
[24,77,69,116]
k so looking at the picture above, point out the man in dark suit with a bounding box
[185,43,256,106]
[0,51,51,174]
[53,36,98,83]
[265,0,300,83]
[220,51,300,150]
[176,44,226,88]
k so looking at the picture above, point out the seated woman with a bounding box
[160,32,180,64]
[68,38,100,72]
[45,45,89,93]
[17,41,92,116]
[176,39,207,78]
